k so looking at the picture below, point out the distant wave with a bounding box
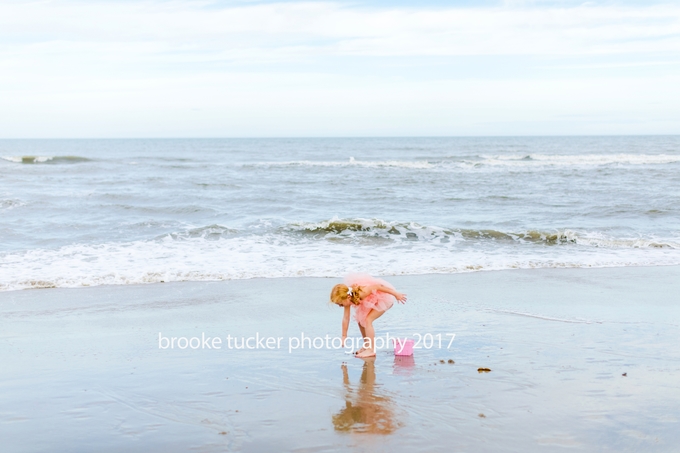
[249,154,680,171]
[475,153,680,167]
[251,157,434,169]
[4,154,676,168]
[1,199,25,211]
[0,155,91,164]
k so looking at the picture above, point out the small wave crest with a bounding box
[1,199,26,211]
[0,155,90,164]
[474,153,680,167]
[251,157,434,169]
[159,224,238,241]
[245,153,680,172]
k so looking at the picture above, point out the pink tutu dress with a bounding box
[345,273,396,327]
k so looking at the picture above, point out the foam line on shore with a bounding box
[483,308,602,324]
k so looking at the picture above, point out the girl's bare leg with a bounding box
[356,310,384,358]
[354,323,368,354]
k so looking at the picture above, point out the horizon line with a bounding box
[1,134,679,140]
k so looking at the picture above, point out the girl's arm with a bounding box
[365,284,407,303]
[341,305,350,345]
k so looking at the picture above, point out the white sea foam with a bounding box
[569,233,678,249]
[2,229,680,291]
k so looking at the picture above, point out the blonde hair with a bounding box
[330,284,361,306]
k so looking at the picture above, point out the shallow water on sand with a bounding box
[1,268,679,452]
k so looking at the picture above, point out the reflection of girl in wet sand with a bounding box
[330,274,407,358]
[332,360,401,434]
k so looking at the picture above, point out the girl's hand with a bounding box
[395,292,407,304]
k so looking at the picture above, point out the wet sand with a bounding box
[1,267,680,452]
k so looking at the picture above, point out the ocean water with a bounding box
[1,136,679,291]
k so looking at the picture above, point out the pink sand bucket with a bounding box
[393,338,414,356]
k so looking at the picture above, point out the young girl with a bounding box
[330,273,407,358]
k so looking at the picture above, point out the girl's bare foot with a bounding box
[355,349,376,358]
[353,347,367,355]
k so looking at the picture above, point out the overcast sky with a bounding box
[1,0,679,137]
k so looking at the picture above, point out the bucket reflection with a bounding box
[393,355,416,376]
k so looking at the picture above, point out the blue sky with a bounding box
[1,0,679,137]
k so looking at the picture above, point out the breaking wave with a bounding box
[2,219,679,291]
[286,218,679,248]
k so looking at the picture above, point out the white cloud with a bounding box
[2,1,680,59]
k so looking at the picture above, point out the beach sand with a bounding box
[2,266,679,452]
